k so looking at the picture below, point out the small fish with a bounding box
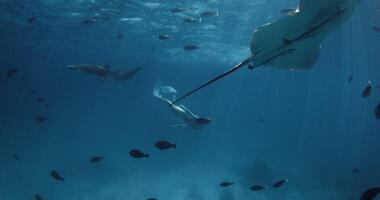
[6,68,17,79]
[360,187,380,200]
[45,104,51,109]
[146,198,158,200]
[129,149,149,159]
[257,118,265,123]
[35,194,44,200]
[90,156,104,163]
[200,11,218,17]
[27,16,37,24]
[183,45,199,51]
[272,178,288,188]
[82,18,98,25]
[348,76,353,83]
[220,181,234,187]
[184,17,201,23]
[117,33,124,40]
[158,35,171,40]
[35,115,48,123]
[250,185,267,191]
[12,154,21,161]
[372,26,380,33]
[352,168,361,173]
[155,140,176,150]
[375,102,380,119]
[37,97,45,103]
[361,81,373,98]
[170,7,184,13]
[50,170,64,182]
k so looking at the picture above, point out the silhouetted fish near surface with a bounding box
[117,33,124,40]
[129,149,149,159]
[348,76,353,83]
[90,156,104,163]
[27,16,37,24]
[50,170,64,182]
[146,198,158,200]
[257,118,265,123]
[35,115,48,123]
[155,140,176,150]
[361,81,373,98]
[12,154,21,161]
[184,17,201,23]
[250,185,268,191]
[183,45,199,51]
[170,7,184,13]
[360,187,380,200]
[375,102,380,119]
[273,178,288,188]
[220,181,234,187]
[35,194,44,200]
[6,68,17,79]
[82,18,98,25]
[158,35,171,40]
[352,168,361,173]
[372,26,380,33]
[200,11,218,17]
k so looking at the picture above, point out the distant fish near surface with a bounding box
[117,33,124,40]
[12,154,21,161]
[347,75,353,83]
[6,68,17,79]
[200,10,218,17]
[220,181,234,187]
[360,187,380,200]
[27,16,37,24]
[82,18,98,25]
[158,35,171,40]
[90,156,104,163]
[372,26,380,33]
[375,102,380,119]
[37,97,45,103]
[183,45,199,51]
[352,168,361,173]
[35,194,44,200]
[129,149,149,159]
[250,185,268,191]
[155,140,176,150]
[361,81,373,98]
[146,198,158,200]
[272,178,288,188]
[50,170,64,182]
[170,7,184,13]
[184,17,201,23]
[35,115,48,123]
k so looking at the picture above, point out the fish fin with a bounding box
[114,67,143,82]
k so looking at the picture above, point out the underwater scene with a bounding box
[1,0,380,199]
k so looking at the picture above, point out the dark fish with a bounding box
[129,149,149,159]
[195,117,212,125]
[170,7,184,13]
[361,81,373,98]
[12,154,21,161]
[375,102,380,119]
[158,35,171,40]
[200,11,218,17]
[37,97,45,103]
[250,185,267,191]
[82,18,98,25]
[273,178,288,188]
[183,45,199,51]
[6,68,17,79]
[352,168,361,173]
[90,156,104,163]
[117,33,124,40]
[35,115,48,123]
[146,198,158,200]
[257,118,265,123]
[50,170,64,182]
[220,181,234,187]
[35,194,44,200]
[27,16,37,24]
[348,76,353,83]
[155,140,176,150]
[184,17,200,23]
[45,104,51,109]
[360,187,380,200]
[372,26,380,33]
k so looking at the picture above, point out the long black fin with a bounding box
[171,55,255,105]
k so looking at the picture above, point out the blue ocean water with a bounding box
[0,0,379,199]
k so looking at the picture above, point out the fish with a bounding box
[6,68,17,79]
[35,194,44,200]
[12,154,21,161]
[146,198,158,200]
[272,178,288,188]
[250,185,268,191]
[361,81,373,98]
[360,187,380,200]
[155,140,176,150]
[183,45,199,51]
[50,170,64,182]
[200,11,218,17]
[257,118,265,123]
[184,17,201,23]
[372,26,380,33]
[348,75,353,82]
[90,156,104,163]
[220,182,234,187]
[45,104,51,109]
[35,115,48,123]
[66,64,142,82]
[153,81,212,129]
[352,168,361,173]
[158,35,171,40]
[27,16,37,24]
[170,7,184,13]
[82,18,98,25]
[129,149,149,159]
[117,33,124,40]
[171,0,360,104]
[37,97,45,103]
[375,102,380,119]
